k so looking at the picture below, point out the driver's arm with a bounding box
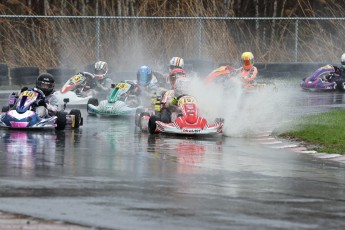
[96,78,113,92]
[46,94,59,115]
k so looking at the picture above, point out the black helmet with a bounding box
[36,73,55,96]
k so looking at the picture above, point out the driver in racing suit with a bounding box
[205,52,258,88]
[20,73,59,118]
[77,61,114,97]
[159,68,191,123]
[135,65,163,106]
[238,52,258,85]
[93,61,114,93]
[323,53,345,83]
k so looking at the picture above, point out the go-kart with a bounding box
[55,72,99,105]
[87,80,143,116]
[300,64,345,92]
[205,65,275,92]
[136,90,223,135]
[0,88,83,130]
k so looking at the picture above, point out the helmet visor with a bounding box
[95,69,106,75]
[38,81,54,90]
[242,59,253,67]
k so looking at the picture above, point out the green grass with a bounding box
[279,109,345,154]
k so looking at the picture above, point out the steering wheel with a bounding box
[83,72,97,89]
[32,87,46,100]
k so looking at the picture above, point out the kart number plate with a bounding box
[115,83,128,90]
[178,97,195,107]
[70,74,84,84]
[21,91,35,99]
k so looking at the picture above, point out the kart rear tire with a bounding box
[69,109,82,129]
[1,106,9,112]
[87,97,99,113]
[148,115,159,134]
[139,112,150,131]
[55,112,67,130]
[337,80,345,92]
[135,108,144,127]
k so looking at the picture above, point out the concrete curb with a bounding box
[254,132,345,164]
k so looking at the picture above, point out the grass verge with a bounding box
[278,109,345,154]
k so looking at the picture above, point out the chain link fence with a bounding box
[1,15,345,83]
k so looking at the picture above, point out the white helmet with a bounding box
[169,57,184,70]
[94,61,108,80]
[341,53,345,66]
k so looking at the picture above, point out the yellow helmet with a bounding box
[241,52,254,70]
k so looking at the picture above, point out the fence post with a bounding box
[96,17,101,61]
[295,19,299,62]
[198,17,202,58]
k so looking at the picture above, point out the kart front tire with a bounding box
[139,112,150,131]
[1,106,9,112]
[56,112,67,130]
[148,115,159,134]
[135,108,144,127]
[87,97,99,113]
[69,109,82,129]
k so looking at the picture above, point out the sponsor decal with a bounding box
[182,129,201,133]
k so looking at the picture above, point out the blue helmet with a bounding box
[137,66,152,86]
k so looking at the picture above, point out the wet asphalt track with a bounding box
[0,88,345,229]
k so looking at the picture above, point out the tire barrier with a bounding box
[185,59,216,78]
[1,62,339,86]
[10,66,39,86]
[0,63,9,86]
[46,68,76,84]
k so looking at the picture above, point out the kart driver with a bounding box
[323,53,345,82]
[166,56,185,85]
[75,61,113,97]
[238,51,258,84]
[205,52,258,88]
[160,68,191,123]
[150,57,186,89]
[93,61,114,93]
[136,65,160,93]
[135,65,163,103]
[21,73,59,118]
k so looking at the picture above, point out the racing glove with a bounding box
[170,97,178,106]
[20,87,28,92]
[37,99,47,108]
